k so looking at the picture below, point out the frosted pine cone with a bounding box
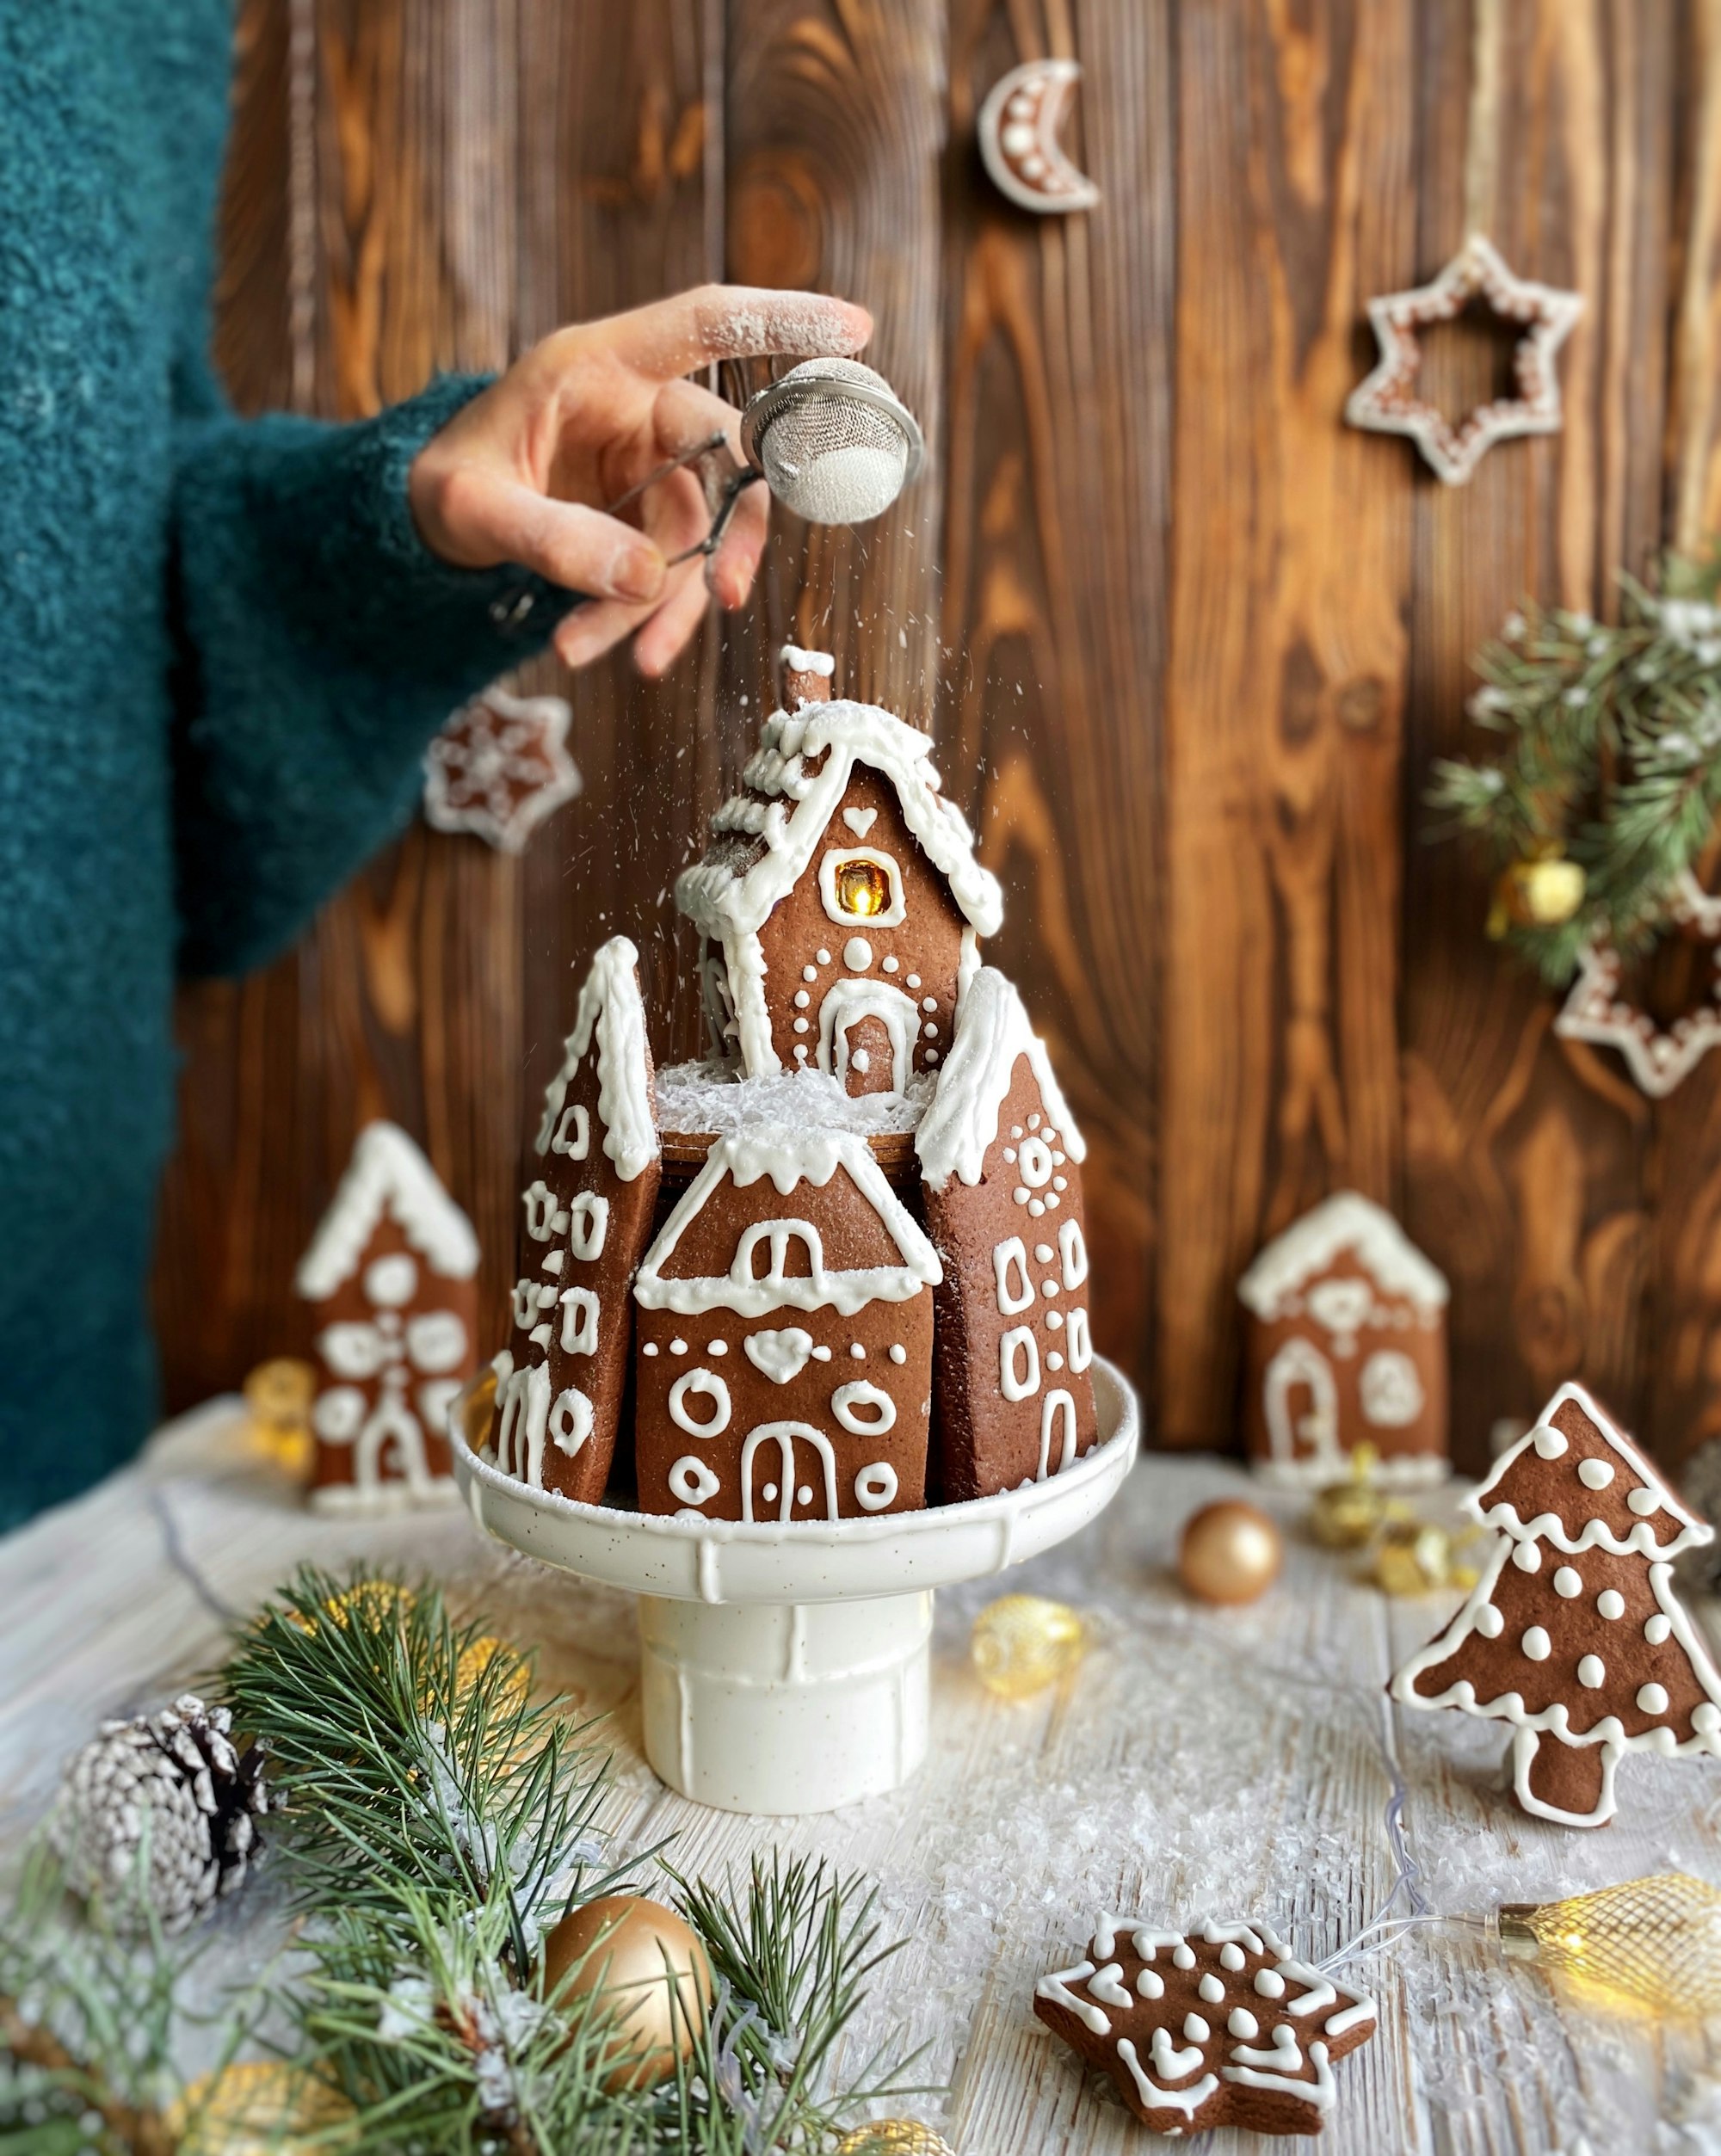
[51,1694,267,1932]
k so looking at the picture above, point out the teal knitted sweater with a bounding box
[0,3,567,1525]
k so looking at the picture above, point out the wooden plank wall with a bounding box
[157,0,1721,1475]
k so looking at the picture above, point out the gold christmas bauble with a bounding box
[971,1594,1086,1699]
[170,2061,354,2156]
[1177,1500,1283,1605]
[542,1894,712,2091]
[242,1357,316,1476]
[834,2123,958,2156]
[1489,847,1587,935]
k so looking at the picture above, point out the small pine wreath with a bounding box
[1428,549,1721,986]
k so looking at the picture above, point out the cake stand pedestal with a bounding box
[451,1358,1138,1815]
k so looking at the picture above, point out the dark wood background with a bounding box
[156,0,1721,1475]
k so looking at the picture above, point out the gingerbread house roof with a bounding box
[533,935,659,1182]
[295,1121,479,1302]
[675,700,1005,946]
[1236,1192,1447,1322]
[634,1128,942,1318]
[916,967,1087,1192]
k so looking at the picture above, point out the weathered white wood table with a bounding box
[4,1402,1720,2153]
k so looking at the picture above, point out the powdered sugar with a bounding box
[655,1061,934,1139]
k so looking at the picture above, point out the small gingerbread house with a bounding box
[296,1121,479,1512]
[631,1128,942,1521]
[675,650,1003,1096]
[1237,1191,1448,1488]
[497,936,661,1500]
[916,967,1096,1500]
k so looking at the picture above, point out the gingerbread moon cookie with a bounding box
[1391,1380,1721,1828]
[1035,1914,1376,2137]
[916,967,1096,1501]
[494,937,660,1503]
[632,1127,941,1523]
[295,1122,479,1514]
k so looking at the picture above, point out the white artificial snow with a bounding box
[655,1060,934,1139]
[295,1122,478,1301]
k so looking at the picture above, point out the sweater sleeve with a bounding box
[167,373,577,976]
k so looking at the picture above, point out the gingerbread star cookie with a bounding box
[1035,1914,1376,2137]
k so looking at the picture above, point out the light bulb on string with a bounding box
[1494,1873,1721,2017]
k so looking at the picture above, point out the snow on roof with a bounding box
[1474,1379,1711,1556]
[1237,1191,1447,1320]
[916,967,1086,1192]
[675,699,1004,944]
[533,935,659,1182]
[295,1121,478,1301]
[633,1127,942,1318]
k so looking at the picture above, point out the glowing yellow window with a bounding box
[836,858,891,917]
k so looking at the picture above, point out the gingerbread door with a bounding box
[1261,1335,1340,1475]
[740,1420,841,1523]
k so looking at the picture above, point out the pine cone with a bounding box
[51,1694,267,1932]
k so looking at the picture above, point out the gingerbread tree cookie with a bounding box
[1391,1380,1721,1827]
[494,937,660,1501]
[296,1122,478,1513]
[1035,1914,1376,2137]
[916,967,1096,1500]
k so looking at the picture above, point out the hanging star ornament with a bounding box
[423,686,581,855]
[1554,936,1721,1099]
[1345,234,1583,485]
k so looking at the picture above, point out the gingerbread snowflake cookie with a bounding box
[1391,1380,1721,1827]
[424,685,580,855]
[1035,1915,1376,2137]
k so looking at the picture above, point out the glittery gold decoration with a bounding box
[836,858,891,916]
[1308,1445,1386,1549]
[1487,846,1587,939]
[454,1632,530,1709]
[170,2061,354,2155]
[1177,1500,1283,1605]
[242,1358,316,1476]
[834,2124,957,2156]
[287,1580,417,1635]
[543,1894,712,2091]
[1372,1519,1479,1596]
[971,1594,1086,1699]
[1499,1873,1721,2017]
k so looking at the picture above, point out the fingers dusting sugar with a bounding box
[704,300,861,360]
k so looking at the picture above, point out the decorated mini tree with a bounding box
[1391,1381,1721,1827]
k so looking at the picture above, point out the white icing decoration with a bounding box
[312,1384,366,1442]
[916,968,1087,1190]
[296,1122,479,1299]
[1552,1566,1582,1598]
[1017,1135,1055,1187]
[1577,1654,1606,1687]
[364,1253,418,1308]
[1533,1425,1568,1457]
[994,1236,1035,1315]
[1058,1220,1089,1289]
[743,1327,816,1383]
[1172,1944,1197,1970]
[1578,1457,1615,1489]
[1065,1307,1093,1373]
[1033,1962,1108,2036]
[1305,1276,1374,1349]
[1114,2039,1218,2120]
[1039,1391,1078,1480]
[1521,1626,1551,1660]
[889,1342,907,1364]
[1228,2008,1258,2038]
[1000,1326,1040,1402]
[549,1386,593,1455]
[521,1181,561,1241]
[1597,1589,1625,1619]
[551,1103,590,1158]
[1181,2013,1210,2042]
[1470,1384,1713,1558]
[1198,1974,1224,2004]
[1137,1968,1164,1999]
[1261,1335,1341,1475]
[1514,1542,1542,1572]
[1236,1190,1447,1322]
[1218,1943,1246,1972]
[669,1456,720,1506]
[854,1461,898,1512]
[1222,2025,1338,2115]
[842,806,879,838]
[669,1367,731,1438]
[566,1192,609,1262]
[532,936,659,1180]
[1475,1604,1504,1637]
[406,1309,467,1375]
[495,1358,552,1488]
[558,1286,600,1356]
[843,935,876,970]
[321,1320,391,1381]
[781,643,835,676]
[832,1379,897,1435]
[741,1422,839,1523]
[1254,1969,1286,1999]
[1628,1487,1662,1516]
[1638,1683,1669,1715]
[818,976,921,1094]
[634,1129,941,1317]
[1086,1962,1132,2009]
[1646,1612,1673,1644]
[1359,1348,1425,1426]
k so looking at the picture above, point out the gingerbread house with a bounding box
[632,1128,941,1521]
[916,967,1097,1500]
[1237,1191,1448,1488]
[296,1120,479,1512]
[496,936,661,1500]
[674,663,1003,1095]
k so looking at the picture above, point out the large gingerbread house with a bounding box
[482,649,1105,1525]
[1237,1191,1449,1488]
[297,1121,478,1512]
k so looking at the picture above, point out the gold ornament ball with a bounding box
[835,2123,958,2156]
[242,1357,317,1475]
[543,1894,712,2091]
[170,2061,354,2156]
[971,1593,1086,1699]
[1177,1500,1282,1605]
[1490,850,1587,935]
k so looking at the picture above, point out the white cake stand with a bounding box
[450,1358,1139,1814]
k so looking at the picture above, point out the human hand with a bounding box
[409,284,873,677]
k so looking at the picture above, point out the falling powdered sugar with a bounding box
[655,1061,935,1140]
